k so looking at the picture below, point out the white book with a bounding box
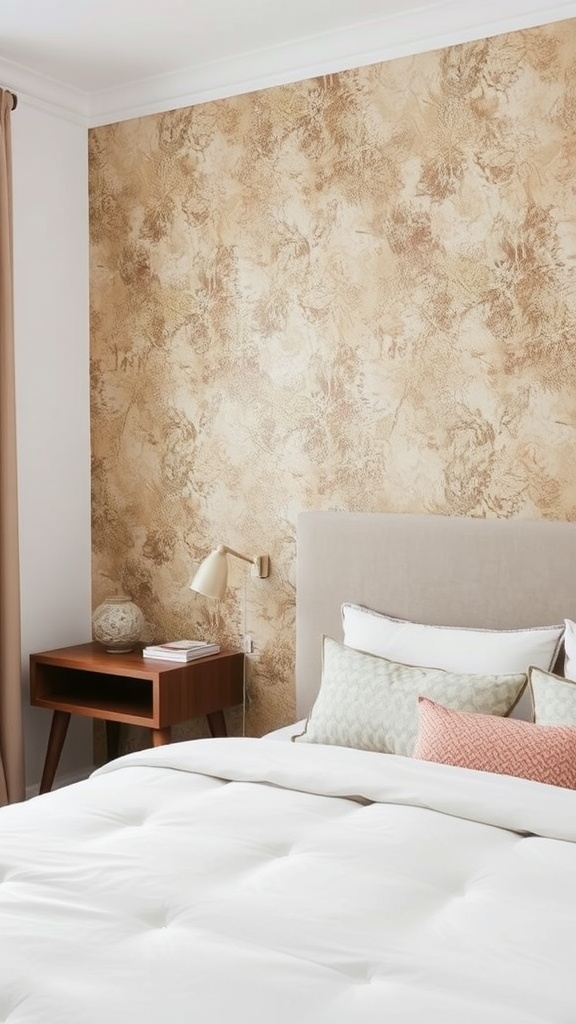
[143,640,220,661]
[143,649,220,662]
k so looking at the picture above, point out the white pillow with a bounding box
[564,619,576,679]
[342,603,564,675]
[293,636,527,756]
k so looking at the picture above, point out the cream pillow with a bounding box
[342,603,564,675]
[564,619,576,679]
[529,666,576,726]
[293,637,527,756]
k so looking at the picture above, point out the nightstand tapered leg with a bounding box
[207,710,227,737]
[151,727,171,746]
[105,720,121,761]
[39,710,71,794]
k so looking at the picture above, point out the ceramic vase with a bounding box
[92,595,144,653]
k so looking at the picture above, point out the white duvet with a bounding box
[1,737,575,1023]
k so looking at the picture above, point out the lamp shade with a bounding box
[190,545,229,599]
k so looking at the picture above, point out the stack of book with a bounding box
[142,640,220,662]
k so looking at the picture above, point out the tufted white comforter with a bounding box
[1,737,575,1023]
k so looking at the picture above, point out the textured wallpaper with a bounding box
[89,19,576,745]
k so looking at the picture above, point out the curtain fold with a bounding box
[0,88,25,804]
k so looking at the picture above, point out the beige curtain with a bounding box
[0,89,24,804]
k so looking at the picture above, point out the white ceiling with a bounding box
[0,0,575,126]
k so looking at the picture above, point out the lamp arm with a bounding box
[220,545,269,579]
[221,545,254,567]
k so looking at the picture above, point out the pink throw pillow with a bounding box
[413,696,576,789]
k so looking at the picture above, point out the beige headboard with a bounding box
[296,512,576,719]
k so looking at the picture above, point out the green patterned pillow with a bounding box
[294,636,527,756]
[530,666,576,725]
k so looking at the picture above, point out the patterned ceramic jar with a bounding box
[91,595,144,653]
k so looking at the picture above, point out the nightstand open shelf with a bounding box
[32,666,155,724]
[30,642,244,793]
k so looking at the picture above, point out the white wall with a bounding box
[11,99,93,793]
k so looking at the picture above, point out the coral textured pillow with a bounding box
[413,697,576,789]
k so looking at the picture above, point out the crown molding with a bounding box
[3,1,576,128]
[0,55,88,124]
[86,1,576,126]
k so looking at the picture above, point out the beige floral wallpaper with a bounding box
[89,18,576,746]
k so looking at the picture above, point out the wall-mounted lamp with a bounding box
[190,545,270,600]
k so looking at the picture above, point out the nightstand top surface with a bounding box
[30,642,240,677]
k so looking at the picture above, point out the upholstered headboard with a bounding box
[295,512,576,719]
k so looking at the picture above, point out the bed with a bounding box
[3,512,576,1023]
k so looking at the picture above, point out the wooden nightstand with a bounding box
[30,642,244,793]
